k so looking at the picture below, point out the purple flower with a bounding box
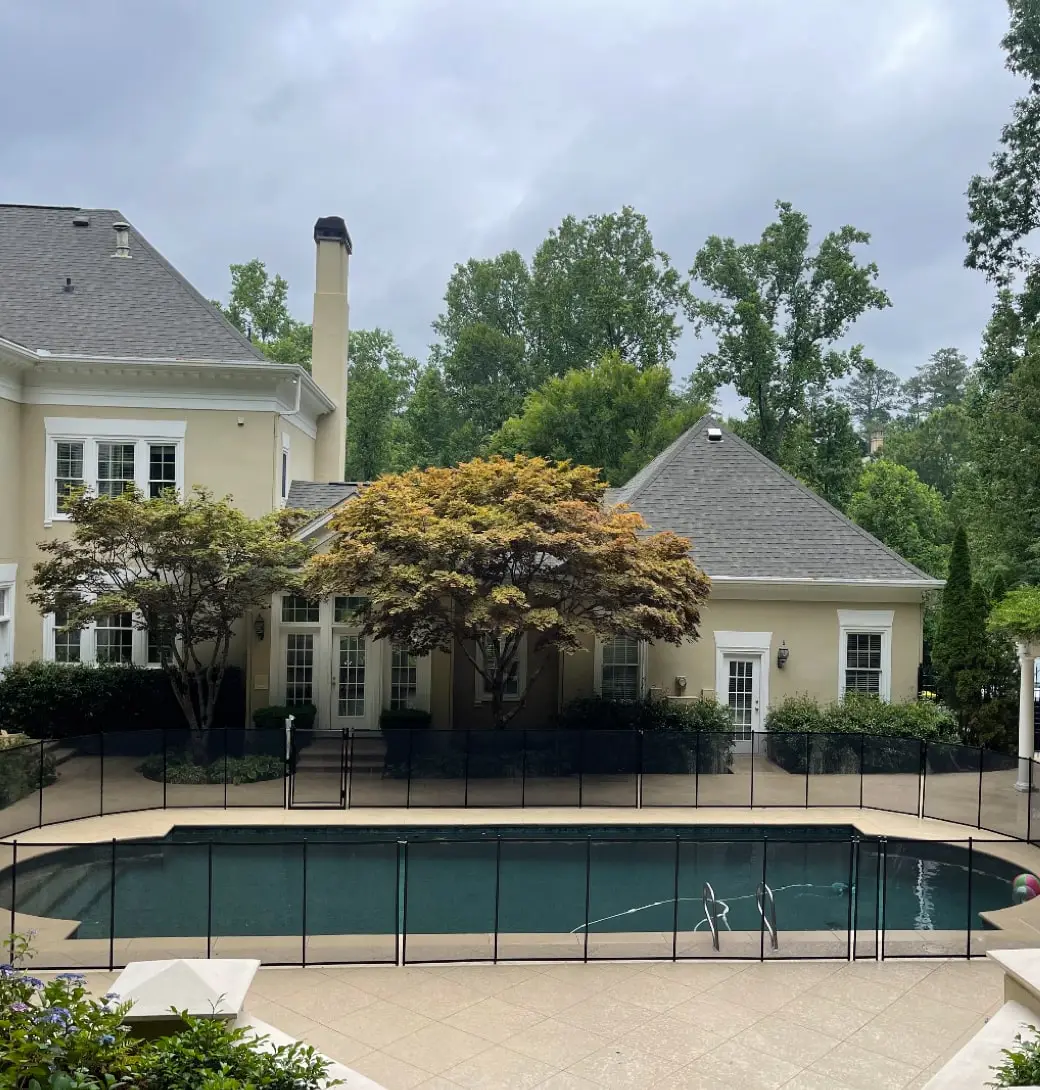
[22,977,44,989]
[0,964,13,973]
[9,1001,29,1013]
[56,973,85,983]
[37,1006,72,1026]
[103,991,120,1000]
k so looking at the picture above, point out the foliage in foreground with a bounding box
[138,753,284,786]
[990,1024,1040,1087]
[0,934,334,1090]
[764,693,959,743]
[0,743,57,809]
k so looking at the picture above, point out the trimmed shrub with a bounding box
[380,708,432,730]
[253,702,317,731]
[0,740,58,808]
[0,661,246,738]
[139,752,284,785]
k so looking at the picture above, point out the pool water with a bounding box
[5,825,1020,940]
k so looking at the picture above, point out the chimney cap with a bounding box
[313,216,353,253]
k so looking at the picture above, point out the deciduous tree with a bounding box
[29,488,310,749]
[306,457,710,726]
[687,200,890,464]
[213,258,312,367]
[880,406,970,499]
[841,356,902,436]
[781,396,863,512]
[491,352,707,486]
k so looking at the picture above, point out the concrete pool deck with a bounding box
[42,957,1008,1089]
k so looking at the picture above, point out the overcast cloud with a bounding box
[0,0,1022,410]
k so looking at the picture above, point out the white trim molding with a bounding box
[279,431,291,508]
[44,417,187,525]
[0,563,16,669]
[713,630,772,723]
[593,635,648,700]
[474,635,528,704]
[837,609,894,702]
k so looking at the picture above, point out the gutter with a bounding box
[708,575,945,590]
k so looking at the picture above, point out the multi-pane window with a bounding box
[147,625,174,665]
[600,637,641,701]
[0,583,12,668]
[55,441,85,513]
[95,612,134,664]
[845,632,883,695]
[53,610,82,663]
[148,445,177,498]
[285,633,315,706]
[337,636,366,716]
[96,443,135,498]
[390,645,418,710]
[479,637,522,699]
[727,659,755,739]
[282,595,319,623]
[333,595,368,623]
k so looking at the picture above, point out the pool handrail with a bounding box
[757,881,778,951]
[702,881,720,951]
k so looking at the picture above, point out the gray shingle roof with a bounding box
[0,204,266,361]
[287,481,362,512]
[607,417,938,583]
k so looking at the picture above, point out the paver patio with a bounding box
[50,958,1005,1089]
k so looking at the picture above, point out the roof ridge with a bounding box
[117,212,268,363]
[717,423,936,581]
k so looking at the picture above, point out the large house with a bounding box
[0,204,942,740]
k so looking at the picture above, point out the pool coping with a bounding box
[8,805,1040,948]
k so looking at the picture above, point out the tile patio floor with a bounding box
[58,957,1006,1090]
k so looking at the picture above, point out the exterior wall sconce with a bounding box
[254,614,265,642]
[777,642,789,669]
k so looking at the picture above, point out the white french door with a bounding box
[724,655,761,753]
[332,632,381,729]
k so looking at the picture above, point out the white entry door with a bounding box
[724,655,761,752]
[332,633,380,729]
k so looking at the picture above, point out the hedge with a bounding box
[0,662,246,738]
[252,703,317,731]
[0,741,58,808]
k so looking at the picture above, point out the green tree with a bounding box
[932,527,1016,746]
[433,250,532,353]
[847,460,951,576]
[902,375,927,424]
[29,488,310,747]
[880,405,970,499]
[781,396,863,511]
[397,364,468,469]
[528,206,690,376]
[841,357,903,436]
[491,352,707,486]
[343,329,419,480]
[919,347,969,411]
[687,200,891,463]
[306,457,711,727]
[213,258,312,367]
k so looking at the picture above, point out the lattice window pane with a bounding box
[601,636,640,701]
[53,610,81,664]
[56,441,85,512]
[281,595,319,623]
[96,443,135,498]
[337,636,366,717]
[481,637,520,697]
[285,633,314,706]
[845,633,883,695]
[333,596,369,623]
[95,612,134,664]
[390,645,419,710]
[148,444,177,498]
[727,659,754,739]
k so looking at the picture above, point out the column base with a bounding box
[1016,780,1036,793]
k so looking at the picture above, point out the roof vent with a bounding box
[62,277,74,293]
[111,221,131,259]
[706,427,723,443]
[72,215,89,227]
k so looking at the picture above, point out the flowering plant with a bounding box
[0,934,140,1089]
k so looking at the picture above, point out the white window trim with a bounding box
[0,563,16,670]
[386,644,432,712]
[44,417,186,525]
[837,609,893,701]
[713,630,772,721]
[593,635,648,699]
[279,431,291,508]
[474,634,528,704]
[42,608,164,669]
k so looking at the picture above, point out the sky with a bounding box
[0,0,1023,413]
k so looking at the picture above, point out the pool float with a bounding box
[1012,873,1040,903]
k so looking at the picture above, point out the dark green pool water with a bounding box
[5,825,1020,940]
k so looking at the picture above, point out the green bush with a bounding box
[0,933,330,1090]
[990,1024,1040,1086]
[252,703,316,731]
[0,662,246,738]
[0,742,58,808]
[379,708,432,730]
[139,752,284,785]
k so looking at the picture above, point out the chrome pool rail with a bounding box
[702,881,721,951]
[757,881,778,951]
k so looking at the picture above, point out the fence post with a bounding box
[37,742,43,829]
[520,730,527,809]
[583,837,591,962]
[162,729,168,811]
[846,836,857,961]
[759,836,768,961]
[464,730,471,809]
[578,732,585,809]
[750,733,756,809]
[966,837,974,961]
[493,836,501,964]
[976,747,985,830]
[919,741,927,820]
[879,837,888,961]
[694,733,700,808]
[400,840,409,966]
[301,840,308,968]
[804,732,810,808]
[9,841,16,962]
[283,715,294,809]
[405,729,414,809]
[1031,759,1035,844]
[99,732,105,818]
[206,841,213,959]
[109,838,116,971]
[223,729,229,810]
[671,835,681,962]
[858,734,865,810]
[637,730,644,810]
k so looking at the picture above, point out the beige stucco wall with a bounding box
[13,403,315,664]
[0,395,21,566]
[281,417,316,495]
[450,641,561,730]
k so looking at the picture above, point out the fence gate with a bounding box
[287,725,348,808]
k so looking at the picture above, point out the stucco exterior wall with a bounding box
[449,642,561,730]
[0,395,21,565]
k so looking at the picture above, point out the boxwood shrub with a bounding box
[0,661,245,738]
[252,702,317,731]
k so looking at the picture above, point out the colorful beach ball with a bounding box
[1012,874,1040,903]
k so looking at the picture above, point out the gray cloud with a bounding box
[0,0,1022,410]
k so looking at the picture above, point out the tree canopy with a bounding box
[305,456,710,726]
[29,488,310,740]
[213,258,312,367]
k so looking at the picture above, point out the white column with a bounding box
[1017,640,1036,791]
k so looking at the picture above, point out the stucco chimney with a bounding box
[311,216,352,481]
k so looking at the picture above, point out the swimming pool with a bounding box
[5,825,1020,959]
